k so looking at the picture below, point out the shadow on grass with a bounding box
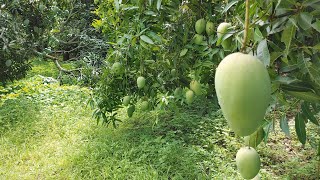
[68,99,233,179]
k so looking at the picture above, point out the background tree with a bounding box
[0,0,107,85]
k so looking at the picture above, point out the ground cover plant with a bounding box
[0,60,318,179]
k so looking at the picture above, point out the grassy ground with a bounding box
[0,59,319,179]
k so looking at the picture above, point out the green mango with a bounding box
[137,76,146,89]
[215,52,271,136]
[194,34,204,45]
[127,105,135,117]
[123,96,131,106]
[195,18,206,34]
[190,80,202,95]
[236,147,261,179]
[206,21,214,35]
[141,101,149,111]
[186,90,194,104]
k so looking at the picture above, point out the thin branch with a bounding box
[241,0,250,52]
[33,50,82,74]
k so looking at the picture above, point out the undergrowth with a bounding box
[0,60,318,179]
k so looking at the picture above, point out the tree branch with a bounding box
[241,0,250,52]
[33,50,82,74]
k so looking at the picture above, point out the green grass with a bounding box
[0,60,319,179]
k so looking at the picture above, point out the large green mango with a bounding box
[215,53,271,136]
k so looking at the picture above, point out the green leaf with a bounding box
[318,140,320,156]
[280,115,290,136]
[301,102,319,125]
[156,0,162,10]
[297,12,313,30]
[295,112,306,145]
[280,63,301,73]
[312,19,320,33]
[180,48,188,57]
[274,76,300,85]
[222,0,239,13]
[254,28,263,42]
[147,31,162,43]
[114,0,120,11]
[281,22,296,58]
[140,35,154,44]
[303,0,320,7]
[309,64,320,87]
[280,82,315,92]
[257,39,270,67]
[263,120,273,144]
[285,90,320,103]
[302,54,320,87]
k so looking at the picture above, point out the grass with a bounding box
[0,59,319,179]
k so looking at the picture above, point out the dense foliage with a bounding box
[0,0,106,85]
[1,0,319,152]
[90,0,319,149]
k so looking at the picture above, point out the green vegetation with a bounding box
[1,0,320,178]
[0,60,318,179]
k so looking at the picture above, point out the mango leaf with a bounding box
[303,0,320,7]
[274,76,300,85]
[146,31,162,43]
[280,115,290,137]
[302,54,320,87]
[263,120,273,144]
[280,63,301,73]
[222,0,239,13]
[280,82,315,92]
[281,22,296,58]
[254,28,263,42]
[156,0,162,10]
[301,102,319,125]
[297,12,313,30]
[270,52,283,64]
[140,35,154,44]
[180,48,188,57]
[114,0,120,11]
[285,90,320,103]
[312,19,320,33]
[295,112,306,145]
[257,39,270,67]
[308,64,320,87]
[318,140,320,156]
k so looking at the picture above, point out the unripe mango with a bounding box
[217,22,232,50]
[194,34,204,45]
[141,101,149,111]
[112,62,122,73]
[123,95,131,106]
[137,76,146,89]
[127,105,135,117]
[236,147,261,179]
[206,21,214,35]
[190,80,202,95]
[174,87,182,97]
[195,18,206,34]
[186,90,194,104]
[217,22,231,38]
[215,53,271,136]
